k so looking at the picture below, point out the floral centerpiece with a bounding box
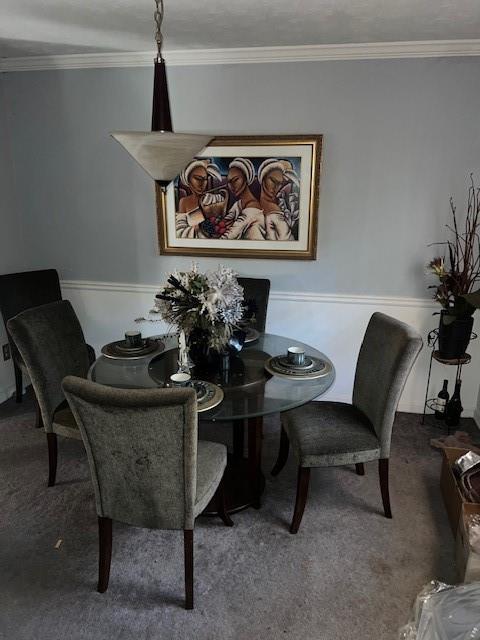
[152,264,245,366]
[427,176,480,357]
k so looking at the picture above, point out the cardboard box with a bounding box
[440,447,472,535]
[440,447,480,582]
[456,503,480,583]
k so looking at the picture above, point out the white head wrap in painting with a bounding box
[258,158,300,187]
[180,159,208,187]
[284,169,299,188]
[206,162,222,184]
[228,157,255,185]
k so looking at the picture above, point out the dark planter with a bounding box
[187,329,218,372]
[187,326,246,373]
[437,310,474,359]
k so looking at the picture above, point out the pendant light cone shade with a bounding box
[110,131,213,184]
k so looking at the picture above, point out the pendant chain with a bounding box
[154,0,165,61]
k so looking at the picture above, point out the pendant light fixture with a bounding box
[111,0,212,189]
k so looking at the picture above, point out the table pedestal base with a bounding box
[202,416,264,516]
[203,455,266,515]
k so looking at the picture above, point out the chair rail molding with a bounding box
[55,278,480,421]
[61,279,436,309]
[2,39,480,72]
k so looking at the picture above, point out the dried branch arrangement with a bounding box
[428,175,480,319]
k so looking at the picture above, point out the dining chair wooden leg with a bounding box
[355,463,365,476]
[290,467,310,534]
[216,477,234,527]
[184,530,194,610]
[35,400,43,429]
[14,363,22,403]
[271,425,289,477]
[379,458,392,519]
[46,433,58,487]
[97,517,112,593]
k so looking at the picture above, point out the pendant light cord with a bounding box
[154,0,165,62]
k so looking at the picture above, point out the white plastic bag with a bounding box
[399,581,480,639]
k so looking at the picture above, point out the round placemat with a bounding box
[192,380,208,403]
[161,380,224,412]
[244,328,260,344]
[194,380,224,413]
[101,338,164,360]
[265,355,331,380]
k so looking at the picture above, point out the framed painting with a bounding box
[156,135,322,260]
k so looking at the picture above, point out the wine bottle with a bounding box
[434,379,449,420]
[445,380,463,428]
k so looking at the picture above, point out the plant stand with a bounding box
[421,328,476,431]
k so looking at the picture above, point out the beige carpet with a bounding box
[1,388,475,640]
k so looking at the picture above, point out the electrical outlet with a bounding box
[2,343,11,361]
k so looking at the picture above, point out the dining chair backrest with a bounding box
[62,376,198,530]
[352,312,423,457]
[7,300,90,432]
[0,269,62,362]
[237,277,270,333]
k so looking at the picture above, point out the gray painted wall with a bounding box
[0,75,26,397]
[1,77,23,273]
[3,58,480,296]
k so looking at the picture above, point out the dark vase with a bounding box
[187,327,246,373]
[187,328,218,371]
[437,310,474,359]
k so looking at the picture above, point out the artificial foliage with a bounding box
[153,264,245,351]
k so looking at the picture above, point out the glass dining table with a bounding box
[89,332,335,514]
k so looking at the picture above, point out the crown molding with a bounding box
[2,39,480,72]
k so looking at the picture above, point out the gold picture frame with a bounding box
[156,135,322,260]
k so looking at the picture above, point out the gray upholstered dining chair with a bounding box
[0,269,63,429]
[0,269,62,405]
[7,300,93,486]
[62,376,233,610]
[237,277,270,333]
[271,312,423,533]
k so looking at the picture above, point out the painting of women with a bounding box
[158,135,322,259]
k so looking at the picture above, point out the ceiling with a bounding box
[1,0,480,59]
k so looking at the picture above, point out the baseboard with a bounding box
[474,408,480,431]
[0,384,18,404]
